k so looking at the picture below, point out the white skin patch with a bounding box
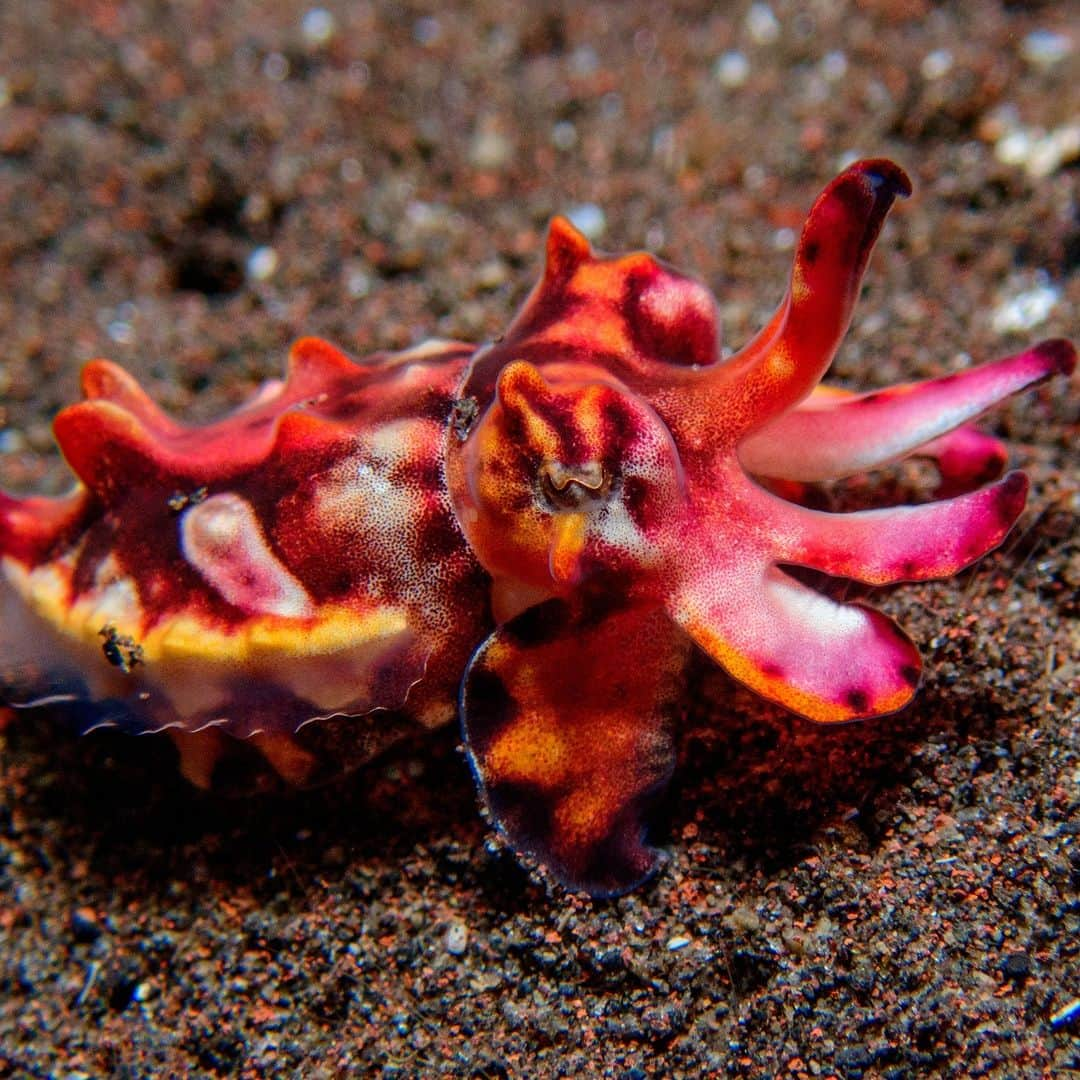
[589,421,685,570]
[84,577,141,628]
[181,493,314,618]
[315,419,445,604]
[639,277,715,347]
[765,571,865,640]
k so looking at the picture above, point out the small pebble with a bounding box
[724,905,762,933]
[70,907,102,943]
[474,259,508,290]
[344,265,372,298]
[742,163,768,191]
[569,45,598,77]
[667,935,691,951]
[746,4,780,46]
[565,203,605,241]
[243,192,271,224]
[247,246,279,282]
[652,124,676,166]
[820,50,848,81]
[551,121,577,150]
[444,922,468,956]
[107,319,135,346]
[469,124,513,170]
[990,281,1060,334]
[1025,123,1080,179]
[340,157,363,183]
[994,128,1035,167]
[600,92,623,120]
[0,429,27,452]
[413,16,441,46]
[993,117,1079,178]
[1020,29,1071,70]
[977,102,1019,142]
[714,50,750,88]
[263,52,289,82]
[1000,952,1031,980]
[300,8,336,48]
[772,227,796,251]
[921,48,953,80]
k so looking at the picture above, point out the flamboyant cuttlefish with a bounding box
[0,160,1073,895]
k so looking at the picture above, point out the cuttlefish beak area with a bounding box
[539,459,610,587]
[447,360,686,601]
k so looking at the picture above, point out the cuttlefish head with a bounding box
[450,360,685,599]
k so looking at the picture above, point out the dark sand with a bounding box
[0,2,1077,1076]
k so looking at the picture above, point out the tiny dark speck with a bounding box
[900,664,921,688]
[1000,952,1031,981]
[465,668,516,737]
[845,689,870,713]
[801,240,820,266]
[506,599,570,648]
[451,396,480,441]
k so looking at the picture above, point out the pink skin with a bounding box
[0,159,1074,896]
[446,160,1073,892]
[918,427,1011,496]
[740,340,1073,483]
[660,459,1029,725]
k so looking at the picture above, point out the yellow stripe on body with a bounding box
[5,553,411,677]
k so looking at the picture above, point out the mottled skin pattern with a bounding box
[0,160,1074,894]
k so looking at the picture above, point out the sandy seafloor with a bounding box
[0,1,1077,1076]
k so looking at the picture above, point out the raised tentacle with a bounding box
[462,599,690,896]
[712,159,912,438]
[739,339,1076,482]
[767,471,1029,584]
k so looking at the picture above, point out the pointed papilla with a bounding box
[0,489,90,564]
[284,337,363,398]
[80,360,183,433]
[544,216,592,286]
[53,400,175,503]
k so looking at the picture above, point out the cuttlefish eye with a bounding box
[452,360,685,594]
[538,459,610,509]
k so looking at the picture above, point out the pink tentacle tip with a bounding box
[1035,337,1077,376]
